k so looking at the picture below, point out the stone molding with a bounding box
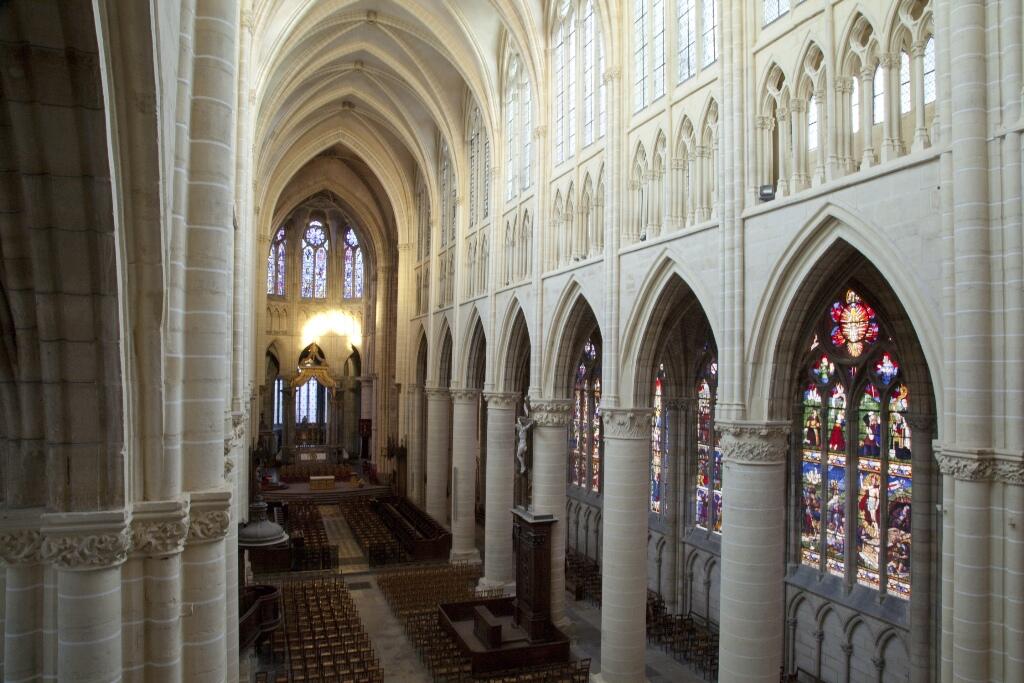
[187,490,232,545]
[529,399,572,427]
[717,421,790,465]
[450,388,481,403]
[131,500,190,557]
[40,510,132,570]
[483,391,519,409]
[424,386,450,400]
[602,408,654,440]
[0,528,43,565]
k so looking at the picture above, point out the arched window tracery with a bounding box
[267,226,286,296]
[301,220,328,299]
[343,227,363,299]
[798,288,913,600]
[571,338,602,493]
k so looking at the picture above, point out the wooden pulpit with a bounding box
[512,506,556,642]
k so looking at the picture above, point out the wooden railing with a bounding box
[238,584,282,651]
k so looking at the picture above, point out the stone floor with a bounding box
[245,513,711,682]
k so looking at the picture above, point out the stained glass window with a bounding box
[570,338,602,493]
[851,77,860,134]
[678,0,696,83]
[695,356,720,532]
[343,227,363,299]
[582,0,596,146]
[923,37,936,105]
[273,377,284,425]
[652,0,666,100]
[267,227,286,296]
[701,0,717,67]
[872,64,885,125]
[301,221,328,299]
[650,365,667,513]
[296,377,320,423]
[798,287,912,600]
[634,0,648,111]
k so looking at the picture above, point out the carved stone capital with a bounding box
[936,450,994,481]
[602,408,654,440]
[602,67,621,84]
[131,500,190,557]
[40,510,132,570]
[994,459,1024,486]
[878,53,897,69]
[483,391,520,410]
[424,386,450,400]
[529,399,572,427]
[717,421,790,465]
[0,528,43,565]
[663,397,693,412]
[906,413,935,434]
[187,490,232,545]
[450,388,481,403]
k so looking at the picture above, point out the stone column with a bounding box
[1003,467,1024,683]
[182,492,231,683]
[662,397,691,613]
[859,69,875,169]
[879,53,900,161]
[450,389,481,562]
[906,416,935,683]
[130,501,190,682]
[911,41,930,150]
[0,528,43,682]
[480,392,518,590]
[424,387,451,524]
[407,384,424,505]
[597,408,653,683]
[716,421,790,683]
[775,110,790,196]
[789,98,805,191]
[41,511,131,683]
[529,399,572,630]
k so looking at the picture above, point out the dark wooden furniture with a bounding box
[473,605,502,649]
[371,496,451,561]
[238,585,282,651]
[512,506,557,642]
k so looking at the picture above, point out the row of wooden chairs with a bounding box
[564,548,601,605]
[284,503,337,571]
[377,562,481,619]
[647,611,720,680]
[337,498,408,566]
[256,574,382,683]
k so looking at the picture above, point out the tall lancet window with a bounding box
[343,227,363,299]
[694,354,721,532]
[296,377,320,423]
[570,338,602,492]
[650,364,667,513]
[267,227,286,296]
[798,288,912,599]
[301,221,328,299]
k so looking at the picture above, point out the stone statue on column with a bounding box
[514,398,535,507]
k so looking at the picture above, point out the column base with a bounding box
[450,548,481,564]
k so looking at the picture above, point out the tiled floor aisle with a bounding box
[347,575,432,682]
[320,504,369,572]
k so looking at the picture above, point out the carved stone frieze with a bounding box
[131,501,190,557]
[995,460,1024,486]
[529,399,572,427]
[483,391,519,410]
[187,490,232,545]
[602,408,654,440]
[935,452,994,481]
[450,388,481,403]
[0,528,43,565]
[41,529,131,570]
[717,421,790,465]
[424,386,450,400]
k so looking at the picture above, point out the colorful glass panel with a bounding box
[344,248,354,299]
[267,245,275,294]
[830,289,879,358]
[856,384,882,591]
[801,383,823,567]
[276,243,285,295]
[887,384,912,599]
[354,249,364,298]
[301,222,328,299]
[591,377,602,492]
[650,367,666,513]
[696,378,712,530]
[825,384,847,578]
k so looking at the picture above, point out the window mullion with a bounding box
[878,390,891,597]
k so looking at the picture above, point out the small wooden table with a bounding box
[309,475,335,491]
